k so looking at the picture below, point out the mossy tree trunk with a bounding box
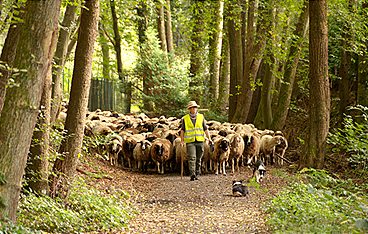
[0,0,61,221]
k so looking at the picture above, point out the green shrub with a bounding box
[17,178,135,233]
[328,105,368,172]
[266,169,368,233]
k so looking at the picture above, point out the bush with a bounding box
[328,105,368,172]
[17,178,135,233]
[266,169,368,233]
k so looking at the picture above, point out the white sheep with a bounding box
[259,134,283,165]
[227,133,245,173]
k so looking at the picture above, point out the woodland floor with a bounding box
[79,158,292,234]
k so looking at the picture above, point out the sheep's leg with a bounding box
[215,161,219,175]
[209,159,213,171]
[137,160,142,171]
[161,162,165,174]
[156,162,160,173]
[236,157,240,173]
[222,161,227,176]
[231,158,235,174]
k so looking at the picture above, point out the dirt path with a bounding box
[82,160,289,233]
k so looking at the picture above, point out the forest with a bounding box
[0,0,367,233]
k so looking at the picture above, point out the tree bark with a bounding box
[218,30,230,113]
[209,0,224,106]
[157,0,167,52]
[49,0,99,199]
[227,3,243,121]
[50,1,78,123]
[301,0,330,169]
[0,0,60,221]
[99,22,110,80]
[165,0,174,53]
[271,1,309,130]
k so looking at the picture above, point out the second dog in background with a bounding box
[253,160,266,183]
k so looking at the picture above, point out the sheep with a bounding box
[173,138,188,178]
[121,134,145,169]
[243,131,261,166]
[133,140,152,171]
[106,134,123,166]
[259,134,283,165]
[202,139,213,174]
[150,138,172,174]
[274,131,288,166]
[211,136,230,175]
[227,133,245,173]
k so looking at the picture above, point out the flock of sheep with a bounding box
[80,109,288,176]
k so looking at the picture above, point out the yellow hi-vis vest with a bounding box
[183,113,205,143]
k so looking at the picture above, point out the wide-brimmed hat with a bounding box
[187,100,200,109]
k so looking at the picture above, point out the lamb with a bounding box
[259,134,283,165]
[211,136,230,175]
[133,140,152,171]
[243,131,261,166]
[150,138,172,174]
[106,134,123,166]
[274,131,288,166]
[227,133,245,173]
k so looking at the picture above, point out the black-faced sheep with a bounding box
[121,134,145,169]
[106,134,123,166]
[133,140,152,171]
[211,136,230,175]
[227,133,245,173]
[150,138,172,174]
[259,134,283,165]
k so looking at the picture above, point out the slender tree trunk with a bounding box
[49,0,99,199]
[189,0,206,102]
[271,1,309,130]
[165,0,174,53]
[301,0,330,169]
[157,0,167,52]
[209,0,224,106]
[0,3,23,114]
[357,2,368,106]
[218,30,230,113]
[0,0,60,221]
[227,3,243,121]
[50,1,78,123]
[99,23,110,80]
[26,55,55,195]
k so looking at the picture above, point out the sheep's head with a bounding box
[154,143,163,156]
[220,138,230,151]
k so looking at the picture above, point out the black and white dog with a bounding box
[252,160,266,183]
[232,180,249,197]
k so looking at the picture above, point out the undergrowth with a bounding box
[266,168,368,233]
[15,178,136,233]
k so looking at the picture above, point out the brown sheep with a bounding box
[133,140,152,171]
[173,138,188,178]
[211,136,230,175]
[202,139,213,174]
[243,131,261,166]
[121,134,145,169]
[259,135,283,165]
[227,133,245,173]
[150,138,172,174]
[274,131,288,166]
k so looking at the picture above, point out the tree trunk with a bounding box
[0,0,60,221]
[271,1,309,130]
[50,1,78,123]
[99,22,110,80]
[301,0,330,169]
[227,3,243,121]
[110,0,129,113]
[260,62,274,128]
[0,4,23,114]
[157,0,167,52]
[218,30,230,113]
[26,57,55,195]
[49,0,99,199]
[357,2,368,106]
[209,0,224,106]
[165,0,174,53]
[188,0,206,102]
[231,0,268,123]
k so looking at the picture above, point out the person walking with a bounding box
[180,101,212,181]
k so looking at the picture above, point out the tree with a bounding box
[50,0,78,123]
[301,0,330,168]
[271,0,309,130]
[0,0,61,221]
[49,0,99,199]
[165,0,174,53]
[157,0,167,52]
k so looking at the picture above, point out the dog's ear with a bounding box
[239,180,243,183]
[232,180,236,184]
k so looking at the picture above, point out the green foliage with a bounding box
[0,219,41,234]
[266,169,368,233]
[135,27,190,117]
[17,178,135,233]
[328,105,368,172]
